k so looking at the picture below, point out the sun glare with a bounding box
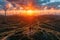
[26,10,34,16]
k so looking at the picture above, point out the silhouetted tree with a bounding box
[3,3,11,23]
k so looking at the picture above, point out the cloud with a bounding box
[0,0,13,9]
[7,0,25,4]
[0,0,6,6]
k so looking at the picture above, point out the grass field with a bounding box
[0,14,60,40]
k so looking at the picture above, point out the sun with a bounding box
[26,10,34,16]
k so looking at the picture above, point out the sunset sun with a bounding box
[26,10,34,16]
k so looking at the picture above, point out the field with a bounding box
[0,14,60,40]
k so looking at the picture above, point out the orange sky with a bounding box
[0,9,60,15]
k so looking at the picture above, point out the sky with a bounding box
[0,0,60,9]
[0,0,60,15]
[50,0,60,2]
[0,0,60,5]
[0,0,60,4]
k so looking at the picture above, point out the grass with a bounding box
[0,14,60,40]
